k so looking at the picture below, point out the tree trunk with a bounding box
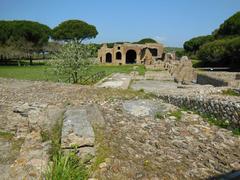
[17,60,21,67]
[30,56,33,66]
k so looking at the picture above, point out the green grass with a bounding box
[192,59,202,68]
[44,114,89,179]
[0,65,52,81]
[232,128,240,136]
[90,126,111,174]
[178,107,240,136]
[0,130,24,164]
[89,64,145,76]
[45,152,88,180]
[202,114,230,128]
[0,130,14,140]
[169,110,182,120]
[154,112,165,119]
[0,64,146,83]
[222,89,240,96]
[200,114,240,136]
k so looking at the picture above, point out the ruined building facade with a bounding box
[98,43,164,65]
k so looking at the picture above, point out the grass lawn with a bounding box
[0,64,145,83]
[192,59,202,68]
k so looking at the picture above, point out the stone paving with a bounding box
[0,77,240,179]
[96,73,131,89]
[92,98,240,179]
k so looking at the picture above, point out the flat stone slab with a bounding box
[122,99,175,117]
[61,108,95,149]
[96,73,131,89]
[130,80,179,93]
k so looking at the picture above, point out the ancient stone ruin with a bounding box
[98,43,164,65]
[98,43,197,84]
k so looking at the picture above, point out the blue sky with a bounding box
[1,0,240,47]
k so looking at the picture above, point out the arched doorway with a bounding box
[149,48,158,56]
[116,52,122,60]
[106,53,112,63]
[126,50,137,64]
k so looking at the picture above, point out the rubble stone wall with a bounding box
[158,94,240,128]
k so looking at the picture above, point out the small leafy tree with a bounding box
[49,41,96,83]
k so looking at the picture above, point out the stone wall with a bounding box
[157,94,240,128]
[98,43,164,65]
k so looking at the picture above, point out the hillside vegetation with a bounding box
[183,11,240,68]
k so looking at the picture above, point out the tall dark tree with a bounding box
[198,37,240,66]
[0,20,51,64]
[135,38,158,44]
[215,11,240,38]
[183,35,214,53]
[52,20,98,43]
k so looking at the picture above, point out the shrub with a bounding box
[198,37,240,66]
[49,41,96,83]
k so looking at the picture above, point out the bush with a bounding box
[49,41,96,83]
[198,37,240,66]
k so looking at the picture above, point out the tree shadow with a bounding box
[207,170,240,180]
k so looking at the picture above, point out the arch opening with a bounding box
[116,52,122,60]
[149,48,158,56]
[126,50,137,64]
[106,53,112,63]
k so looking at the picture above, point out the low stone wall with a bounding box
[158,94,240,128]
[145,64,165,71]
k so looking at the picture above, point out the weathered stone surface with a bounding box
[97,43,163,65]
[1,77,240,179]
[61,108,95,148]
[61,105,105,161]
[130,78,240,127]
[173,59,196,84]
[96,73,131,89]
[86,104,105,127]
[78,147,95,160]
[10,131,50,179]
[123,99,174,117]
[92,99,240,179]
